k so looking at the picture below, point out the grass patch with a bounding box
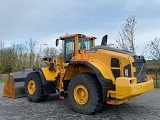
[154,81,160,88]
[0,76,7,82]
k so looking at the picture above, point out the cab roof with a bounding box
[59,33,96,40]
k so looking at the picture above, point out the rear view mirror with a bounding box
[56,39,59,46]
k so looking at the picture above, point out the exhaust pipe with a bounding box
[101,35,108,45]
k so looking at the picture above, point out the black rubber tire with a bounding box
[68,72,103,114]
[25,72,45,102]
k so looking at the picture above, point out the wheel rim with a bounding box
[73,84,89,105]
[28,80,36,95]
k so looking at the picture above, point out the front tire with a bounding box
[68,73,103,114]
[25,72,45,102]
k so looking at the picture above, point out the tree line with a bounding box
[0,16,160,74]
[0,39,59,74]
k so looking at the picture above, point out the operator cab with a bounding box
[56,34,96,63]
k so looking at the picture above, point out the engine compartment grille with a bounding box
[133,57,147,83]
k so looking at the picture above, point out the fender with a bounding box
[32,68,56,86]
[64,61,113,87]
[29,69,56,95]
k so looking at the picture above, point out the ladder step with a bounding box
[108,90,116,98]
[106,99,129,105]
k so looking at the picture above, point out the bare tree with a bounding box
[27,39,36,68]
[34,53,40,68]
[43,47,58,59]
[14,43,28,70]
[43,47,50,58]
[0,38,41,73]
[116,16,137,53]
[147,37,160,87]
[148,37,160,66]
[0,40,4,78]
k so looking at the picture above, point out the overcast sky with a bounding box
[0,0,160,54]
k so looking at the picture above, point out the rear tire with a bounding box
[25,72,45,102]
[68,73,103,114]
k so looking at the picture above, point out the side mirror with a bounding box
[101,35,108,45]
[56,39,59,46]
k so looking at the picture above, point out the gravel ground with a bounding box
[0,82,160,120]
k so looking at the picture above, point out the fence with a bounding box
[147,71,160,88]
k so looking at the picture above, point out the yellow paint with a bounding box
[56,76,64,92]
[115,76,154,99]
[89,61,113,80]
[73,84,89,105]
[70,47,131,85]
[3,74,17,98]
[41,68,58,81]
[28,80,36,95]
[60,33,95,40]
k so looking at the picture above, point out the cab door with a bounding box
[63,37,75,63]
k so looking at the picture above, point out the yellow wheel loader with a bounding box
[3,33,154,114]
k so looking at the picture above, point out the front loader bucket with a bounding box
[3,69,33,98]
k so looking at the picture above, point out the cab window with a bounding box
[78,38,92,50]
[64,37,74,63]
